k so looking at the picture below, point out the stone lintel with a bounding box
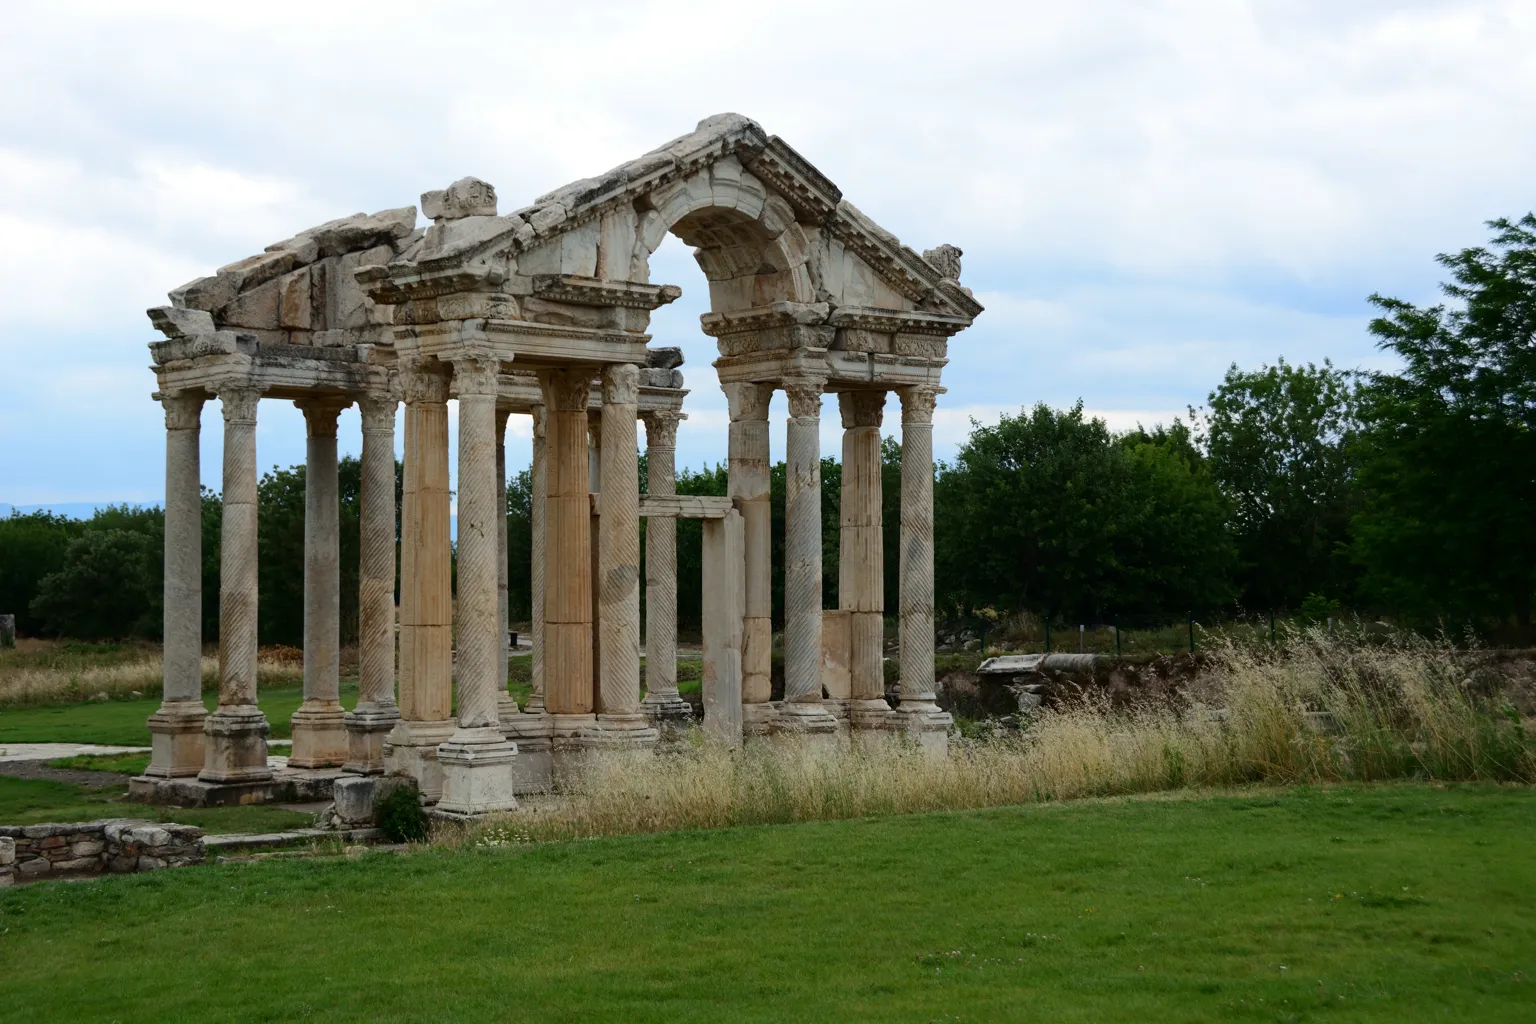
[530,275,683,310]
[639,494,734,519]
[825,305,973,337]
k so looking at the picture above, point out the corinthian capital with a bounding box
[899,386,940,425]
[838,391,885,430]
[400,363,450,405]
[783,376,826,420]
[295,397,352,438]
[160,392,205,431]
[641,410,685,449]
[601,363,640,406]
[723,381,772,423]
[218,385,263,424]
[451,354,500,397]
[358,393,399,433]
[538,368,592,413]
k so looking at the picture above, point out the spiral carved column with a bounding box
[346,393,400,774]
[437,355,518,815]
[289,397,351,769]
[775,377,838,738]
[146,392,208,778]
[201,385,272,784]
[895,386,951,752]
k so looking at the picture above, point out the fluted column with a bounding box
[386,364,456,799]
[146,391,207,778]
[528,406,548,714]
[588,411,603,709]
[895,385,952,748]
[724,382,774,736]
[593,364,654,746]
[495,405,520,723]
[289,397,351,769]
[201,385,272,783]
[437,354,518,815]
[840,391,893,731]
[538,369,594,720]
[641,409,690,727]
[776,377,838,736]
[345,393,400,774]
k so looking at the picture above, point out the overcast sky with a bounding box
[2,0,1533,508]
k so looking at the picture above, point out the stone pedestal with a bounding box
[503,711,554,794]
[437,728,519,816]
[200,705,272,783]
[548,712,599,784]
[384,719,457,803]
[145,701,208,779]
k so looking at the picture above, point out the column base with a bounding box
[849,699,898,751]
[144,700,207,778]
[199,705,272,784]
[589,712,660,750]
[503,711,554,794]
[289,700,349,769]
[526,693,547,714]
[894,701,953,757]
[436,727,520,816]
[771,701,840,746]
[742,701,777,738]
[497,691,522,721]
[384,719,457,803]
[640,691,694,735]
[343,702,401,775]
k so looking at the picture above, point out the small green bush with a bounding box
[376,784,427,843]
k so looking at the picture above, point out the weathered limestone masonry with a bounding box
[0,822,204,884]
[139,113,977,814]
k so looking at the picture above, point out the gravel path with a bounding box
[0,758,133,788]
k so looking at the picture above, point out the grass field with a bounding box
[1,783,1532,1022]
[0,775,315,833]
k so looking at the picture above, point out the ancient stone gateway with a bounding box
[136,113,981,816]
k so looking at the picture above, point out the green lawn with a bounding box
[0,775,315,833]
[0,682,360,746]
[2,784,1532,1022]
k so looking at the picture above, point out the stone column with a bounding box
[640,410,690,729]
[895,386,952,751]
[701,508,745,747]
[538,369,595,723]
[201,385,272,784]
[592,364,655,747]
[840,391,893,734]
[775,377,838,738]
[494,405,520,723]
[724,382,774,736]
[387,365,456,799]
[437,355,518,815]
[288,397,351,769]
[588,411,602,709]
[528,406,548,714]
[345,393,400,775]
[146,391,207,778]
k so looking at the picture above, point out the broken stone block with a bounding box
[646,346,684,369]
[147,306,215,339]
[169,273,237,312]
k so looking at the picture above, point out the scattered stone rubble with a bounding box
[0,820,204,885]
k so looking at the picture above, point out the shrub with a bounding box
[376,784,428,843]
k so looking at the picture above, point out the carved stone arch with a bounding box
[633,156,814,314]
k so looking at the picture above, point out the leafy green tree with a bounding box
[30,528,160,640]
[935,403,1234,623]
[1200,358,1361,612]
[254,457,363,647]
[0,511,79,636]
[507,468,533,622]
[1354,214,1536,625]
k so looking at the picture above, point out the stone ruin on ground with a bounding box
[133,113,983,817]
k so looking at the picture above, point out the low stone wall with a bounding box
[0,820,204,885]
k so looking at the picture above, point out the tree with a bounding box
[1353,214,1536,626]
[0,511,79,636]
[934,403,1234,623]
[507,468,533,622]
[1200,358,1361,611]
[30,528,160,640]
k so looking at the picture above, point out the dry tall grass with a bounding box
[0,640,305,707]
[456,630,1533,846]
